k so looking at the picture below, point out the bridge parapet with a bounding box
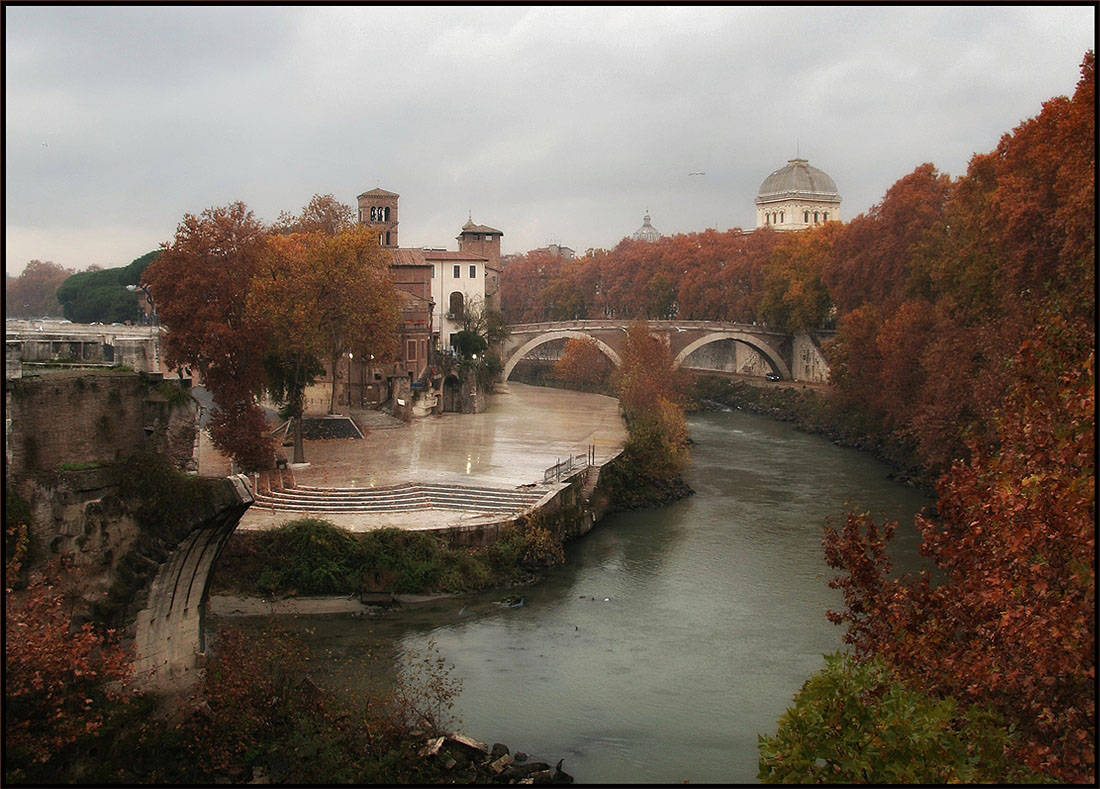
[501,319,819,382]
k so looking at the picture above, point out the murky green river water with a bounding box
[212,407,932,783]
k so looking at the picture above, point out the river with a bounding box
[212,405,933,783]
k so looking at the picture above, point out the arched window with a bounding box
[823,212,828,222]
[383,207,390,221]
[780,211,784,223]
[449,291,465,319]
[814,211,819,223]
[804,211,809,223]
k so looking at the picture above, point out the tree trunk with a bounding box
[293,413,305,465]
[328,350,339,414]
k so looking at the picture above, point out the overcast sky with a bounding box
[5,5,1095,277]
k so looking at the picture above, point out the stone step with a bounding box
[251,500,532,514]
[263,488,539,502]
[293,482,545,500]
[249,481,548,516]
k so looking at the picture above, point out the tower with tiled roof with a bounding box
[357,187,400,247]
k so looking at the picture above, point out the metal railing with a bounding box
[543,445,596,483]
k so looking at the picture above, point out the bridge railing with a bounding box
[507,319,788,335]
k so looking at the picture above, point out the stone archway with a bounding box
[502,330,622,382]
[673,331,791,380]
[441,374,461,412]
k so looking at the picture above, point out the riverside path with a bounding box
[223,382,626,534]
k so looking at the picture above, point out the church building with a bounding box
[754,157,841,231]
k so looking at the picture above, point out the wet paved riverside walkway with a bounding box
[207,383,626,534]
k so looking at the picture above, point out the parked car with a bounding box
[765,371,781,381]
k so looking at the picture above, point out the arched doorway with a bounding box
[441,374,461,413]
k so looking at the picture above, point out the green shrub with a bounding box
[257,519,364,596]
[758,652,1047,784]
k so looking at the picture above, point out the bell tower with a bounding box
[357,187,400,247]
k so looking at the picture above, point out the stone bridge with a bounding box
[501,320,832,383]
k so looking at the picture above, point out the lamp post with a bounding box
[347,352,353,413]
[126,284,160,372]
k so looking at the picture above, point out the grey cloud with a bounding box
[4,5,1094,274]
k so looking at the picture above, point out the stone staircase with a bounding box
[251,482,547,517]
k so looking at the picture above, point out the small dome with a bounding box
[632,211,661,242]
[756,158,839,203]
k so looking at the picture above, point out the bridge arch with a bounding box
[673,331,791,380]
[502,330,622,382]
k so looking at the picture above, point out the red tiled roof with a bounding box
[358,187,399,198]
[421,250,489,262]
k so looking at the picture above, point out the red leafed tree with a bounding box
[5,559,136,778]
[554,336,613,392]
[823,309,1095,783]
[144,202,274,471]
[5,259,75,318]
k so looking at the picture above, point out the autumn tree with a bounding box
[272,193,356,236]
[601,322,693,507]
[248,226,399,460]
[554,336,613,392]
[5,259,74,318]
[5,559,137,783]
[757,222,837,331]
[822,308,1095,783]
[144,202,274,471]
[248,232,327,464]
[315,225,400,414]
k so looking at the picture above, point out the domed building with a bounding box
[755,158,841,231]
[632,210,662,242]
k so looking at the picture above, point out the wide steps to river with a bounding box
[252,482,546,516]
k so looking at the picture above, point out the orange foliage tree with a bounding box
[248,226,399,462]
[823,310,1095,783]
[553,336,613,392]
[5,259,74,318]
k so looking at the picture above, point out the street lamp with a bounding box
[126,284,160,372]
[347,352,353,412]
[125,284,157,326]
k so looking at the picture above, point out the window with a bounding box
[469,265,477,278]
[780,211,784,223]
[449,291,464,318]
[804,211,809,223]
[823,212,829,221]
[430,265,435,278]
[814,211,819,223]
[385,231,391,245]
[383,207,390,221]
[406,339,417,361]
[453,265,461,278]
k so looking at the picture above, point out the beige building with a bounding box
[755,157,841,231]
[358,191,503,352]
